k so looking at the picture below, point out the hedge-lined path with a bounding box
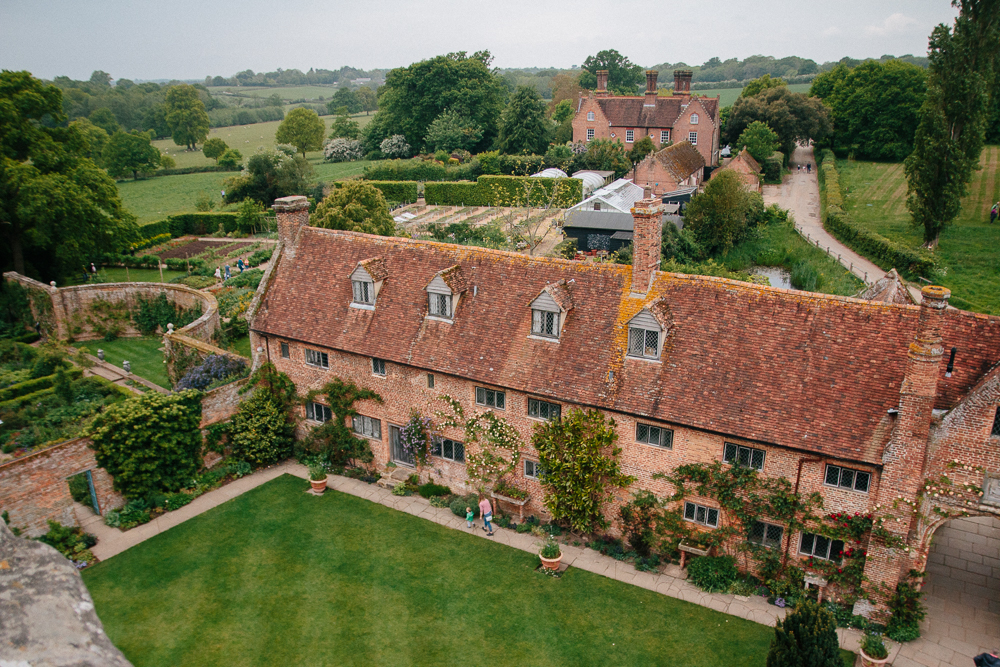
[764,145,898,294]
[84,461,890,661]
[79,353,169,395]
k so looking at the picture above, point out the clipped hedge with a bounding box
[331,180,418,203]
[424,181,484,206]
[139,213,239,240]
[0,368,83,403]
[817,150,935,278]
[0,386,56,412]
[424,176,582,207]
[101,252,209,273]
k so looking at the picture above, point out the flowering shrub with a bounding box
[380,135,411,159]
[826,511,873,542]
[398,411,436,466]
[324,138,363,162]
[176,354,247,391]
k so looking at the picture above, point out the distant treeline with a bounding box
[204,66,385,88]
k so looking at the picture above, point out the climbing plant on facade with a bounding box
[298,377,381,469]
[437,395,523,493]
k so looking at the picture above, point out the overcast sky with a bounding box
[1,0,959,81]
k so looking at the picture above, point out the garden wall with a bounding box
[200,377,248,427]
[163,331,243,389]
[0,438,123,538]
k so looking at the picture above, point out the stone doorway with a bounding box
[920,515,1000,662]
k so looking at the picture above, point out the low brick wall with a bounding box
[0,438,123,538]
[201,377,248,427]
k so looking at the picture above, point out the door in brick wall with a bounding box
[389,425,415,467]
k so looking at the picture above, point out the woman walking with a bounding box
[478,495,494,537]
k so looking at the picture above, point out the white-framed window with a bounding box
[824,465,872,493]
[531,309,559,338]
[748,521,784,549]
[306,401,332,423]
[799,532,845,561]
[627,325,660,359]
[586,128,595,141]
[430,437,465,462]
[280,342,290,359]
[475,386,505,410]
[352,414,381,440]
[723,443,765,471]
[690,113,699,125]
[524,459,541,479]
[688,131,698,145]
[305,348,328,369]
[636,422,673,449]
[352,279,374,305]
[429,293,452,318]
[427,373,435,388]
[372,358,386,376]
[684,502,719,528]
[528,398,560,421]
[626,129,634,143]
[660,130,670,143]
[587,111,595,121]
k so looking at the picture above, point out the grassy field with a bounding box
[74,336,169,388]
[836,146,1000,314]
[118,171,232,223]
[81,475,853,667]
[207,85,340,100]
[693,83,812,107]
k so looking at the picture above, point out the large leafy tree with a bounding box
[202,137,228,162]
[684,169,764,254]
[103,130,161,180]
[735,121,780,162]
[326,87,361,115]
[423,109,483,152]
[222,147,312,205]
[363,51,506,153]
[355,86,378,115]
[497,86,550,155]
[580,138,631,179]
[580,49,644,95]
[905,0,1000,247]
[740,74,786,99]
[0,71,138,280]
[328,111,361,140]
[229,363,298,467]
[811,60,926,161]
[311,181,396,236]
[89,390,203,500]
[165,84,210,150]
[69,118,110,167]
[724,86,832,159]
[275,107,325,157]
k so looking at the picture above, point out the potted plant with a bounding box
[860,632,890,666]
[308,464,328,494]
[539,536,562,571]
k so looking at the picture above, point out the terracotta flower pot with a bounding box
[859,648,890,667]
[539,553,562,571]
[310,476,328,494]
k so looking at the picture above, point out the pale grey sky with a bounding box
[0,0,960,80]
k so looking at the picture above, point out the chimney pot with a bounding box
[673,69,693,95]
[596,70,609,97]
[644,70,658,106]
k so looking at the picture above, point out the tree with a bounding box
[627,136,656,165]
[327,87,361,115]
[549,72,586,112]
[88,390,203,500]
[904,0,1000,247]
[165,84,210,150]
[229,363,297,467]
[103,130,161,180]
[222,147,312,205]
[424,109,484,153]
[741,74,786,99]
[497,86,550,156]
[532,408,635,533]
[275,107,325,157]
[69,118,110,167]
[551,99,575,123]
[217,148,242,170]
[581,49,644,95]
[364,51,506,154]
[765,600,841,667]
[684,169,764,254]
[328,111,360,140]
[88,107,120,135]
[735,121,780,162]
[581,138,631,179]
[202,137,228,162]
[311,181,395,235]
[355,86,378,115]
[724,86,832,159]
[0,71,138,280]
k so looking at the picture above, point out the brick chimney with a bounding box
[644,70,658,107]
[273,195,309,257]
[673,69,692,96]
[596,70,609,97]
[630,198,663,294]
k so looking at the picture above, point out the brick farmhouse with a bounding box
[250,196,1000,612]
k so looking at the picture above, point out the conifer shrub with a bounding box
[765,599,842,667]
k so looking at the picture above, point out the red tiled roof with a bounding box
[358,257,388,282]
[533,279,574,312]
[252,230,1000,466]
[594,95,720,129]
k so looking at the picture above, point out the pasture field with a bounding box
[836,146,1000,314]
[694,82,812,107]
[206,85,340,100]
[118,172,232,223]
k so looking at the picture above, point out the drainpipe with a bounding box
[783,457,822,566]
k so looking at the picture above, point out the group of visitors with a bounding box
[214,257,250,282]
[467,496,495,536]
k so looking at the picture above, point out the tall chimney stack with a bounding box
[273,195,309,258]
[673,69,692,96]
[644,70,658,107]
[630,198,663,294]
[596,70,609,97]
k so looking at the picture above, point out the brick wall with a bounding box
[0,439,123,537]
[200,378,249,427]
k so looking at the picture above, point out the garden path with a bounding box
[80,353,168,395]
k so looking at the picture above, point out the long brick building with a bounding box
[250,196,1000,612]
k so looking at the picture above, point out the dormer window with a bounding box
[425,265,467,323]
[625,299,672,361]
[529,279,573,342]
[350,258,387,310]
[690,113,699,125]
[429,293,452,318]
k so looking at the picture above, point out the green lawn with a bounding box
[837,146,1000,314]
[118,171,232,223]
[74,336,169,388]
[82,475,848,667]
[693,82,811,108]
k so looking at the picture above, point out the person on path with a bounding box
[806,163,811,173]
[466,506,474,530]
[214,267,222,280]
[990,202,998,224]
[237,258,245,273]
[224,264,231,281]
[478,496,494,536]
[974,650,1000,667]
[90,262,97,275]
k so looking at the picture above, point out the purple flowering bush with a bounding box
[176,354,247,391]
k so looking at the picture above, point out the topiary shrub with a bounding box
[765,599,842,667]
[687,555,738,593]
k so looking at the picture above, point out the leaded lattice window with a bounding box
[429,293,452,318]
[748,521,783,549]
[430,438,465,462]
[531,309,559,338]
[683,502,719,527]
[528,399,560,421]
[352,280,374,305]
[636,423,673,449]
[352,415,381,440]
[627,327,660,359]
[824,464,871,493]
[799,532,845,561]
[475,387,505,410]
[723,443,765,471]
